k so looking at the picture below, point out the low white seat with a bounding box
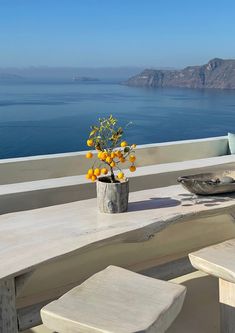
[189,239,235,333]
[41,265,186,333]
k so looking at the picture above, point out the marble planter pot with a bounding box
[96,177,129,213]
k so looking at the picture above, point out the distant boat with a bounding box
[72,76,99,82]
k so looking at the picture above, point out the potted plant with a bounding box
[85,115,137,213]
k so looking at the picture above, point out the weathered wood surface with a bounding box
[189,238,235,283]
[14,209,235,311]
[1,185,235,283]
[0,279,18,333]
[219,279,235,333]
[96,178,129,213]
[189,240,235,333]
[41,265,186,333]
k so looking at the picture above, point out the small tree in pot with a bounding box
[85,115,137,213]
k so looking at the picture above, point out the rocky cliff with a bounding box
[125,58,235,89]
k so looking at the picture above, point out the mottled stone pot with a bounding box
[96,177,129,213]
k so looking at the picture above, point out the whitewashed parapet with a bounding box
[0,136,228,185]
[1,154,235,214]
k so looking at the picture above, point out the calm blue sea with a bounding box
[0,81,235,159]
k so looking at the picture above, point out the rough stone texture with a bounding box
[96,178,129,213]
[41,265,186,333]
[125,58,235,89]
[0,279,18,333]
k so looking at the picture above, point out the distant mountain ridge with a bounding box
[125,58,235,89]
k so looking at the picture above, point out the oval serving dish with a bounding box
[177,170,235,195]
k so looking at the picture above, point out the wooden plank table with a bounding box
[1,184,235,331]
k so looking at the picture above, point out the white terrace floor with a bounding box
[26,271,219,333]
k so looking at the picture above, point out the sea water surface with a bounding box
[0,81,235,159]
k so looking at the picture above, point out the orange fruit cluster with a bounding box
[86,167,109,182]
[85,140,137,182]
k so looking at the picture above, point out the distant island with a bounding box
[125,58,235,89]
[72,76,99,82]
[0,73,24,81]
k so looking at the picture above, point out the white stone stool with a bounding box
[189,239,235,333]
[41,265,186,333]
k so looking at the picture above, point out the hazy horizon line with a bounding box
[0,65,176,69]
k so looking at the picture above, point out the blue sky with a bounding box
[1,0,235,68]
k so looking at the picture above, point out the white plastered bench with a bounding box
[41,266,186,333]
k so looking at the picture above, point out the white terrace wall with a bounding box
[0,136,228,185]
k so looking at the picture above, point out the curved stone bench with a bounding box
[41,266,186,333]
